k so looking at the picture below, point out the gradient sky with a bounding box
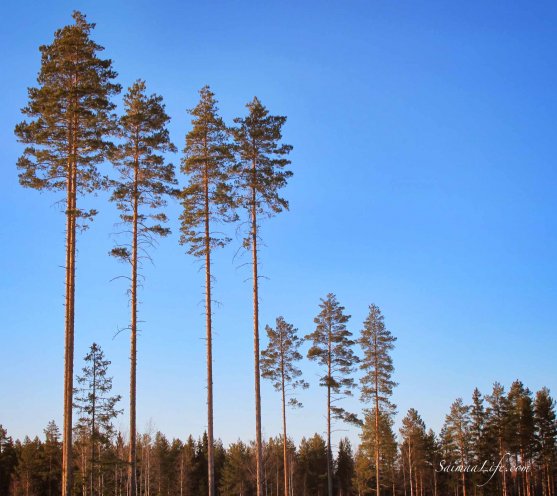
[1,1,556,451]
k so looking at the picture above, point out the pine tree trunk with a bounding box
[280,338,289,496]
[327,327,333,496]
[408,442,414,496]
[204,159,215,496]
[91,356,97,496]
[374,333,381,496]
[251,159,264,496]
[62,129,77,496]
[129,151,139,496]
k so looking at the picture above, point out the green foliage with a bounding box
[400,408,427,479]
[358,304,397,415]
[306,293,359,424]
[534,387,557,464]
[296,434,328,495]
[180,85,236,257]
[110,79,177,261]
[15,10,120,224]
[219,441,254,495]
[442,398,471,465]
[261,316,308,408]
[0,426,17,495]
[231,96,292,242]
[359,412,397,474]
[74,343,122,445]
[335,438,355,496]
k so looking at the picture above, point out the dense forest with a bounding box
[1,372,556,496]
[5,10,556,496]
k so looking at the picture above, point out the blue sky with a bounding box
[1,0,556,450]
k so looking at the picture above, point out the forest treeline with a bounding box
[1,375,556,496]
[8,9,557,496]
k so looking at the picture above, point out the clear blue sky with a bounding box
[1,1,556,450]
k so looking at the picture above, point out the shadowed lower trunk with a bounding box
[251,161,264,496]
[62,141,77,496]
[205,162,215,496]
[327,328,333,496]
[280,339,289,496]
[129,155,139,496]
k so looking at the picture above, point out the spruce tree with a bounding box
[0,426,17,495]
[358,303,397,496]
[231,97,292,496]
[180,86,235,496]
[334,438,355,496]
[74,343,122,496]
[305,293,359,496]
[296,434,329,496]
[219,441,254,496]
[109,79,177,496]
[261,316,308,496]
[14,13,120,494]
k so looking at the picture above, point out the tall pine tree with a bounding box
[231,97,292,496]
[534,388,557,496]
[14,13,120,495]
[306,293,359,496]
[443,398,471,496]
[110,79,177,496]
[358,304,397,496]
[261,316,308,496]
[180,85,235,496]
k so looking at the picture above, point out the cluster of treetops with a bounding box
[11,9,556,496]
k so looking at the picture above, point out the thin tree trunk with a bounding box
[402,453,407,496]
[408,442,414,496]
[129,150,139,496]
[374,333,380,496]
[204,157,215,496]
[63,120,77,496]
[327,326,333,496]
[251,159,264,496]
[280,335,289,496]
[91,355,97,496]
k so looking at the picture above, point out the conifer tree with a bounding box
[468,388,492,494]
[359,410,397,496]
[534,388,557,496]
[335,438,355,496]
[261,316,308,496]
[180,85,235,496]
[508,380,535,496]
[14,13,120,494]
[358,304,397,496]
[74,343,122,496]
[219,441,254,496]
[443,398,471,496]
[43,421,62,496]
[400,409,427,496]
[231,97,292,496]
[0,426,17,495]
[296,434,328,496]
[485,382,511,496]
[306,293,359,496]
[109,79,177,496]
